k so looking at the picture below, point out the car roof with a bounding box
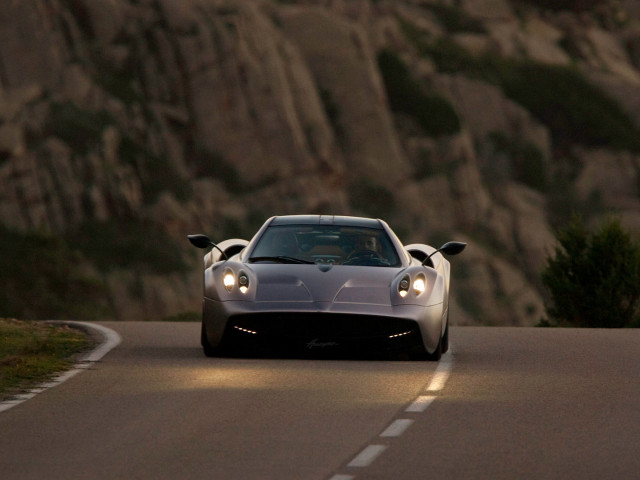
[269,215,383,229]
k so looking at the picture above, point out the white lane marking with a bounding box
[405,395,436,412]
[75,322,122,363]
[333,348,455,478]
[347,445,388,468]
[380,419,414,437]
[0,321,121,413]
[425,355,453,392]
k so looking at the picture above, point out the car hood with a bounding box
[250,264,401,305]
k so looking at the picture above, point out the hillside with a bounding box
[2,0,640,324]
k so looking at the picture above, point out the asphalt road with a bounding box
[1,322,639,480]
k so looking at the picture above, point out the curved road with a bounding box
[1,322,640,479]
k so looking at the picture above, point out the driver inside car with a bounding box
[347,235,383,260]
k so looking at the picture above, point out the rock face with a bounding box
[1,0,640,324]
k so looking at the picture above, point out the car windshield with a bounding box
[249,225,401,267]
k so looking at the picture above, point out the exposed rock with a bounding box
[575,147,640,230]
[1,0,639,324]
[279,5,411,184]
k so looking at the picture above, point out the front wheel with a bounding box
[408,335,442,361]
[201,322,219,357]
[441,318,449,354]
[425,335,442,361]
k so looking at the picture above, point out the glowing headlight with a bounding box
[413,276,426,295]
[238,273,249,294]
[223,271,235,291]
[399,276,410,298]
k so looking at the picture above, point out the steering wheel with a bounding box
[348,249,382,259]
[345,250,386,265]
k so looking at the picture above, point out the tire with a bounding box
[408,333,442,361]
[441,317,449,354]
[201,321,218,357]
[425,335,442,361]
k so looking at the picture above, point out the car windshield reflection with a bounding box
[249,225,401,267]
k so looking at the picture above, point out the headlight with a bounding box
[413,275,426,296]
[399,274,426,298]
[222,269,250,294]
[223,270,235,291]
[399,275,410,298]
[238,272,249,294]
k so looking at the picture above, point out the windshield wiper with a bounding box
[249,255,315,264]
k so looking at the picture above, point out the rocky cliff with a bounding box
[2,0,640,324]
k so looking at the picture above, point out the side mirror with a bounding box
[439,241,466,256]
[188,234,214,249]
[422,241,466,265]
[187,234,229,260]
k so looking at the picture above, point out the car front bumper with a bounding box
[202,297,444,355]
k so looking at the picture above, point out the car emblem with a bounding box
[305,338,339,349]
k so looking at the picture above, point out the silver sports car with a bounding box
[188,215,465,360]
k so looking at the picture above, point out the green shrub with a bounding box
[500,63,640,152]
[319,86,346,146]
[541,216,640,327]
[348,179,396,218]
[46,102,114,154]
[120,136,192,202]
[520,0,608,12]
[377,49,460,136]
[0,227,111,320]
[413,34,640,152]
[424,3,486,33]
[487,132,547,190]
[68,219,188,274]
[191,144,243,192]
[92,48,140,104]
[161,311,200,322]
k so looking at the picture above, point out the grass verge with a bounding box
[0,319,93,401]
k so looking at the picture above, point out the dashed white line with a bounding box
[347,445,388,467]
[425,356,453,392]
[334,349,455,479]
[0,321,121,413]
[405,395,436,412]
[380,418,414,437]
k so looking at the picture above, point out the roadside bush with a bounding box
[68,219,188,274]
[0,226,111,320]
[541,217,640,327]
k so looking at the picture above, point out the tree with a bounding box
[541,217,640,327]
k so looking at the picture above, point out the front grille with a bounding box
[222,312,422,355]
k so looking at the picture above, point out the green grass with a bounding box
[0,319,93,401]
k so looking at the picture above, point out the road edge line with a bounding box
[0,321,121,413]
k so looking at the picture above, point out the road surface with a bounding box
[1,322,639,479]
